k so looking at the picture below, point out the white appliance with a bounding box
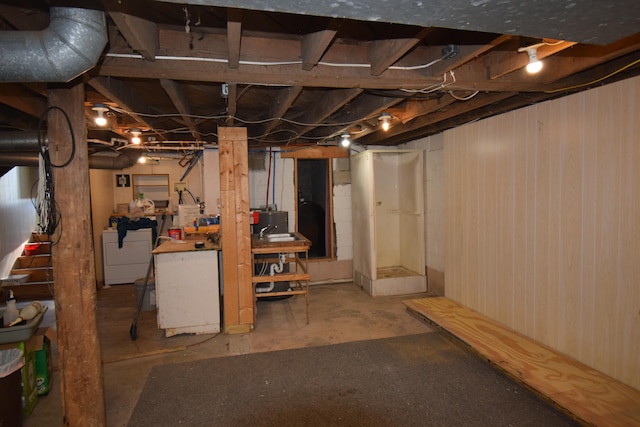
[154,249,220,336]
[102,229,152,285]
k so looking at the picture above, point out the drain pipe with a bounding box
[0,7,107,82]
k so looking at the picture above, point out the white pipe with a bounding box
[256,253,286,294]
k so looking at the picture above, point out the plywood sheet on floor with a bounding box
[404,297,640,427]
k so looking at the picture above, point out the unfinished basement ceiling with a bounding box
[0,0,639,162]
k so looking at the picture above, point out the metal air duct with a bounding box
[0,132,44,151]
[0,7,107,82]
[0,151,141,170]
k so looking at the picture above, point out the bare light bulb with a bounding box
[379,112,391,131]
[92,104,109,127]
[130,128,142,145]
[524,48,542,74]
[340,133,351,148]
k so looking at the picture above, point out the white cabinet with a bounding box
[154,246,220,337]
[351,150,426,296]
[102,229,152,285]
[132,174,169,202]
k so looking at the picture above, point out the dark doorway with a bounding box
[296,159,330,258]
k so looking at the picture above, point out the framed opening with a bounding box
[295,158,334,259]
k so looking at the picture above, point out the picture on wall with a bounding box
[116,174,131,187]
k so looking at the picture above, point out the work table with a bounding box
[152,237,220,254]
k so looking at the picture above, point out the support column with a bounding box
[49,81,105,426]
[219,127,253,333]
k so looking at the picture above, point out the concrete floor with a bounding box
[23,282,433,426]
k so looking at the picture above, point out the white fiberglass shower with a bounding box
[351,150,426,296]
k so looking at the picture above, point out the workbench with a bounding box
[251,232,311,324]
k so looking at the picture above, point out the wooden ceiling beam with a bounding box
[0,85,47,118]
[305,93,404,141]
[87,76,166,140]
[301,26,338,71]
[487,40,577,79]
[293,88,363,139]
[368,28,434,76]
[108,12,159,61]
[263,86,303,135]
[538,33,640,85]
[103,29,556,92]
[159,79,200,140]
[227,9,243,68]
[360,91,516,145]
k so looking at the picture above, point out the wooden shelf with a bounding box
[251,233,311,324]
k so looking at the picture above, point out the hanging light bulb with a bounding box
[518,44,543,74]
[379,112,391,131]
[130,128,142,145]
[525,48,543,73]
[340,133,351,148]
[91,104,109,126]
[137,155,146,164]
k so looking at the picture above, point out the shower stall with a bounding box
[351,150,426,296]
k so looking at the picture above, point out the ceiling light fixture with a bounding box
[379,112,392,131]
[340,133,351,148]
[91,104,109,126]
[518,44,543,74]
[129,128,142,145]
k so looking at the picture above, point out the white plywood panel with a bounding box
[444,75,640,390]
[351,151,375,279]
[155,249,220,336]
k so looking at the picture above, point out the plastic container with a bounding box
[24,243,41,256]
[3,291,19,327]
[168,228,182,240]
[0,348,24,426]
[0,306,47,344]
[1,274,29,286]
[134,277,156,311]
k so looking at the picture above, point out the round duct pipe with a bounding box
[0,7,107,82]
[0,131,45,152]
[0,151,141,170]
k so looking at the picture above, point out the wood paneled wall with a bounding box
[444,76,640,390]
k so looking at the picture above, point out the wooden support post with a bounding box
[219,127,253,333]
[49,82,106,426]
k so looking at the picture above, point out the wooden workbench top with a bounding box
[152,238,220,254]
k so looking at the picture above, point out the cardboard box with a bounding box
[33,328,52,395]
[19,343,38,417]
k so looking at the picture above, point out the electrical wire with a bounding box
[34,106,76,239]
[38,106,76,168]
[544,57,640,94]
[106,52,448,72]
[448,90,480,101]
[265,146,272,209]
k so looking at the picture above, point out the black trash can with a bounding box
[0,348,24,426]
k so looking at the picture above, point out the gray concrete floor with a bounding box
[24,282,433,427]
